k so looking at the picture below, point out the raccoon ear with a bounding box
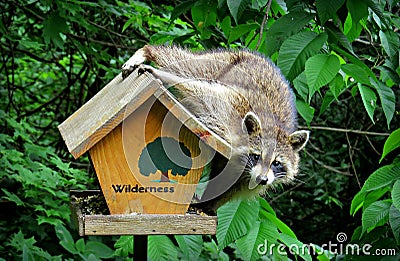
[242,112,261,136]
[289,130,310,151]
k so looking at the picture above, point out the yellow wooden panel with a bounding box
[90,96,213,214]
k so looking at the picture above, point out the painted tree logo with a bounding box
[138,137,192,182]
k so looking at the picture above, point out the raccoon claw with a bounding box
[137,64,154,75]
[121,65,136,79]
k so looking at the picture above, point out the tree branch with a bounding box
[66,33,139,50]
[255,0,272,50]
[299,125,390,136]
[305,151,352,176]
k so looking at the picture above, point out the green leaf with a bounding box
[316,0,345,25]
[170,0,198,22]
[175,235,203,260]
[265,11,314,56]
[148,235,178,261]
[341,64,370,85]
[85,241,114,258]
[377,65,400,87]
[227,0,251,24]
[1,189,25,206]
[295,99,315,126]
[55,224,78,255]
[19,40,43,51]
[380,128,400,162]
[260,212,297,238]
[220,16,232,38]
[278,32,327,81]
[344,2,366,41]
[326,23,354,54]
[319,90,335,116]
[191,2,217,39]
[363,187,391,211]
[37,216,62,226]
[333,46,377,82]
[75,238,85,253]
[279,233,312,261]
[42,12,69,49]
[114,236,133,257]
[329,74,346,100]
[228,23,259,43]
[351,164,400,215]
[362,200,391,234]
[347,0,368,24]
[350,190,366,216]
[361,164,400,193]
[366,0,388,28]
[306,54,340,101]
[370,79,396,129]
[358,84,377,124]
[392,180,400,211]
[293,72,309,102]
[379,30,400,57]
[259,197,276,216]
[236,220,279,261]
[389,204,400,244]
[217,199,259,249]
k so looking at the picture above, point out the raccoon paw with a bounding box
[136,64,154,75]
[121,48,146,79]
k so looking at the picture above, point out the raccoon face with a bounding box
[242,111,309,187]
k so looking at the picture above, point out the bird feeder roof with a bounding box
[58,69,231,159]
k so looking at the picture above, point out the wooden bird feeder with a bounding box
[58,68,231,238]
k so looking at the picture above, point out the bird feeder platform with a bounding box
[70,190,217,237]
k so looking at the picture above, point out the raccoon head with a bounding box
[241,111,309,188]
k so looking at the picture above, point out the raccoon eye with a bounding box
[271,160,281,167]
[249,153,260,163]
[271,160,285,174]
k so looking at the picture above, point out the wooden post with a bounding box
[134,235,148,260]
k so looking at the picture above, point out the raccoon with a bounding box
[121,45,309,212]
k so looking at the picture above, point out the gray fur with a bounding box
[122,45,309,212]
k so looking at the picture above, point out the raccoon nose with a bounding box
[256,175,268,185]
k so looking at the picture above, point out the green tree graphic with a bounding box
[138,137,192,182]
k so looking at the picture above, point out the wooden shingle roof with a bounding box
[58,68,231,159]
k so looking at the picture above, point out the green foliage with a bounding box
[175,235,203,260]
[1,0,139,258]
[217,200,259,249]
[380,128,400,162]
[148,235,178,260]
[6,231,61,261]
[349,129,400,258]
[114,236,134,257]
[55,224,114,260]
[305,54,341,101]
[216,198,320,260]
[0,108,94,258]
